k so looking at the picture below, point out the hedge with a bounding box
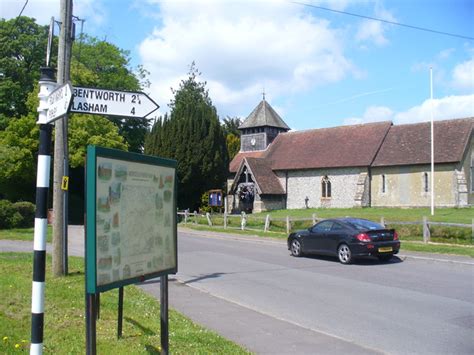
[0,200,35,229]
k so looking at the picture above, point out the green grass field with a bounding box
[255,206,474,224]
[0,253,249,354]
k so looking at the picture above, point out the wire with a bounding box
[291,1,474,41]
[17,0,29,18]
[5,0,29,38]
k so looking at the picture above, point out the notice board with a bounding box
[86,145,177,293]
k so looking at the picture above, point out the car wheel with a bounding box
[337,244,352,264]
[378,254,393,262]
[290,239,302,257]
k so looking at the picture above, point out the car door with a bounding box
[324,222,348,255]
[306,220,333,253]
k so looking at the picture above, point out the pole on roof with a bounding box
[430,67,435,216]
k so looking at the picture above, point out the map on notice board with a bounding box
[86,146,177,293]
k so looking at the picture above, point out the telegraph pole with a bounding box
[53,0,73,277]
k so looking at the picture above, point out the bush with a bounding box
[0,200,35,229]
[0,200,17,229]
[13,201,35,228]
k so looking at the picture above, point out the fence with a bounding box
[177,211,474,245]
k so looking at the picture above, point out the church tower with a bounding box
[239,94,290,152]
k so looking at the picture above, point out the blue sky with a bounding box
[2,0,473,130]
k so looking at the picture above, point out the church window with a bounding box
[423,172,429,193]
[322,175,331,198]
[381,174,386,193]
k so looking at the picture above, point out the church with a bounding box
[227,98,474,213]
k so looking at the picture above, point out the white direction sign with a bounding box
[70,87,159,118]
[42,82,73,124]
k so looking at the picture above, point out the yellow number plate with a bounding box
[378,247,393,253]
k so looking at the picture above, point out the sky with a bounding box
[2,0,474,131]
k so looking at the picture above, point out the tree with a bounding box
[222,116,242,136]
[68,115,128,167]
[145,63,228,209]
[0,85,128,201]
[226,133,240,160]
[71,34,151,152]
[222,116,242,160]
[0,17,50,127]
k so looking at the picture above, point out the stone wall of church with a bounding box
[370,164,465,207]
[462,136,474,205]
[276,168,367,209]
[256,195,285,212]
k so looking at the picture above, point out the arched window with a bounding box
[322,175,331,198]
[423,172,429,193]
[382,174,386,193]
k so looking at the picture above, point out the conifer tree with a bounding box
[145,63,228,209]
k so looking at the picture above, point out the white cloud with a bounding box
[1,0,106,27]
[344,105,394,125]
[139,0,356,117]
[394,95,474,124]
[355,4,396,46]
[451,58,474,91]
[344,95,473,126]
[437,48,455,60]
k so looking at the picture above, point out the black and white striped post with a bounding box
[31,67,56,355]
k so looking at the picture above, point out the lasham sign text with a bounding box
[71,87,159,118]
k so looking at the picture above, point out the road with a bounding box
[2,227,473,354]
[163,229,474,355]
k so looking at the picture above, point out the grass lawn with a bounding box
[0,253,249,354]
[255,206,474,224]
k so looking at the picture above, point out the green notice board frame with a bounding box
[86,145,177,293]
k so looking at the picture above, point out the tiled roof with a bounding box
[372,117,473,166]
[229,150,265,173]
[265,121,393,170]
[245,157,285,195]
[239,99,290,130]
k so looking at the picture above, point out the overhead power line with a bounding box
[16,0,29,18]
[291,1,474,41]
[6,0,29,38]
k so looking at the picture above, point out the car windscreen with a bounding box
[345,219,384,231]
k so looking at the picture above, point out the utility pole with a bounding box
[53,0,73,277]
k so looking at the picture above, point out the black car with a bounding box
[287,218,400,264]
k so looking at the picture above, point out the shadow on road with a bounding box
[183,272,228,284]
[302,254,404,266]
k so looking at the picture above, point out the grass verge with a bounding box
[0,253,249,354]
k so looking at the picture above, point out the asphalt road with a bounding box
[167,229,474,355]
[2,227,473,354]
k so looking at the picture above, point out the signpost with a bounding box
[39,82,73,124]
[33,80,164,354]
[71,87,159,118]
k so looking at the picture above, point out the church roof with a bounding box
[239,99,290,130]
[372,117,473,167]
[229,150,265,173]
[266,121,393,170]
[245,158,285,195]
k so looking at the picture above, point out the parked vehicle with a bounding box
[287,218,400,264]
